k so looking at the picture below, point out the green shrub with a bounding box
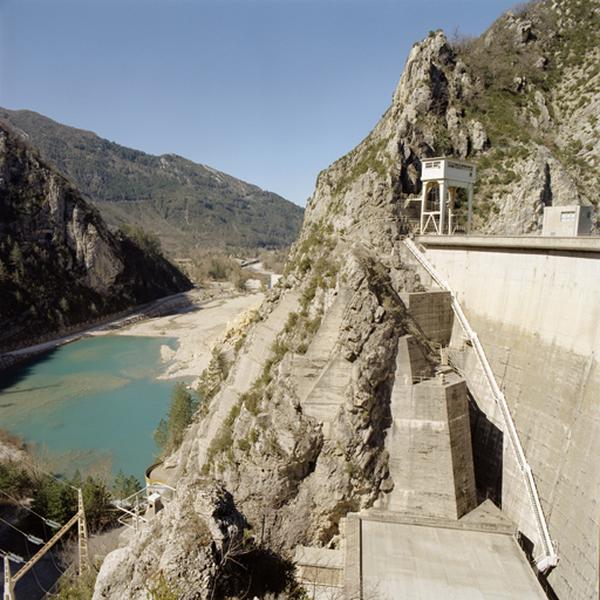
[56,567,98,600]
[204,402,242,470]
[154,383,198,455]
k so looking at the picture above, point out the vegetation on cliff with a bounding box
[454,0,600,226]
[301,0,599,241]
[154,383,198,456]
[0,123,192,348]
[0,459,139,533]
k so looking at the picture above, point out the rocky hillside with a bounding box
[0,123,191,348]
[93,1,599,598]
[0,108,304,255]
[302,0,599,238]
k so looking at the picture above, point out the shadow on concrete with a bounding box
[517,533,560,600]
[468,394,503,507]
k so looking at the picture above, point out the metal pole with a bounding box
[467,186,473,234]
[439,180,447,235]
[419,182,427,234]
[3,555,14,600]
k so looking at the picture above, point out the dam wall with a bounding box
[415,235,600,600]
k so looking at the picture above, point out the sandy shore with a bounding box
[112,289,265,384]
[1,286,265,386]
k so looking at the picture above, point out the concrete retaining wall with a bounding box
[417,236,600,600]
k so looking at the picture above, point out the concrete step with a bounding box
[399,290,454,346]
[196,290,300,466]
[302,356,353,425]
[304,287,353,360]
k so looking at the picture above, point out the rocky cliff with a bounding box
[0,108,304,255]
[93,0,599,598]
[303,0,599,239]
[0,123,191,348]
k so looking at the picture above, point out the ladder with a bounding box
[403,237,558,572]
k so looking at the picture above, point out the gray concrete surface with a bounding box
[417,234,600,253]
[381,343,476,519]
[292,288,354,430]
[360,518,546,599]
[195,290,300,467]
[416,239,600,599]
[399,290,454,346]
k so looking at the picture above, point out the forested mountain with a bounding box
[0,122,191,348]
[0,108,304,255]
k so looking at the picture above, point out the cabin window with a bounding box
[560,211,575,223]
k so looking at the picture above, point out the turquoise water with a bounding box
[0,336,180,481]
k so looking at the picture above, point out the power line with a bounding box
[0,488,74,577]
[24,462,79,493]
[0,547,25,564]
[0,488,62,530]
[0,516,43,546]
[22,533,61,598]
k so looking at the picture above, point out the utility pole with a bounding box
[1,486,90,598]
[77,489,90,575]
[3,555,14,600]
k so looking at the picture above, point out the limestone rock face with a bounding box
[93,481,245,600]
[0,123,124,292]
[302,30,469,252]
[68,206,123,293]
[301,0,599,240]
[0,123,191,347]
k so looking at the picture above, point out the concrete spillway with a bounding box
[380,335,477,519]
[413,235,600,600]
[294,254,548,599]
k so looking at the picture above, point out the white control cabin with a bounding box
[420,157,476,235]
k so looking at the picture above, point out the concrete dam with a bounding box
[292,233,598,599]
[87,154,597,599]
[411,234,600,600]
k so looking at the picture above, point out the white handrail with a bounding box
[403,238,558,571]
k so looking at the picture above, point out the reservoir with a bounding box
[0,335,180,481]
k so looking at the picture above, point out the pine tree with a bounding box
[81,476,112,531]
[154,418,169,453]
[167,383,196,449]
[154,384,197,455]
[9,244,23,276]
[112,470,141,499]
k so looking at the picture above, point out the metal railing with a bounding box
[402,237,558,572]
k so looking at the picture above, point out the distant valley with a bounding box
[0,108,304,256]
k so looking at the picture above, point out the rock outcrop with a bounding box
[303,0,599,240]
[93,481,246,600]
[0,123,191,348]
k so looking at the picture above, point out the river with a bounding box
[0,335,182,481]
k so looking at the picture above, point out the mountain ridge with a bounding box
[0,107,304,255]
[0,121,192,348]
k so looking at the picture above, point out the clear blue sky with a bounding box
[0,0,516,206]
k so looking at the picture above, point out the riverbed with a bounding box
[0,291,265,481]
